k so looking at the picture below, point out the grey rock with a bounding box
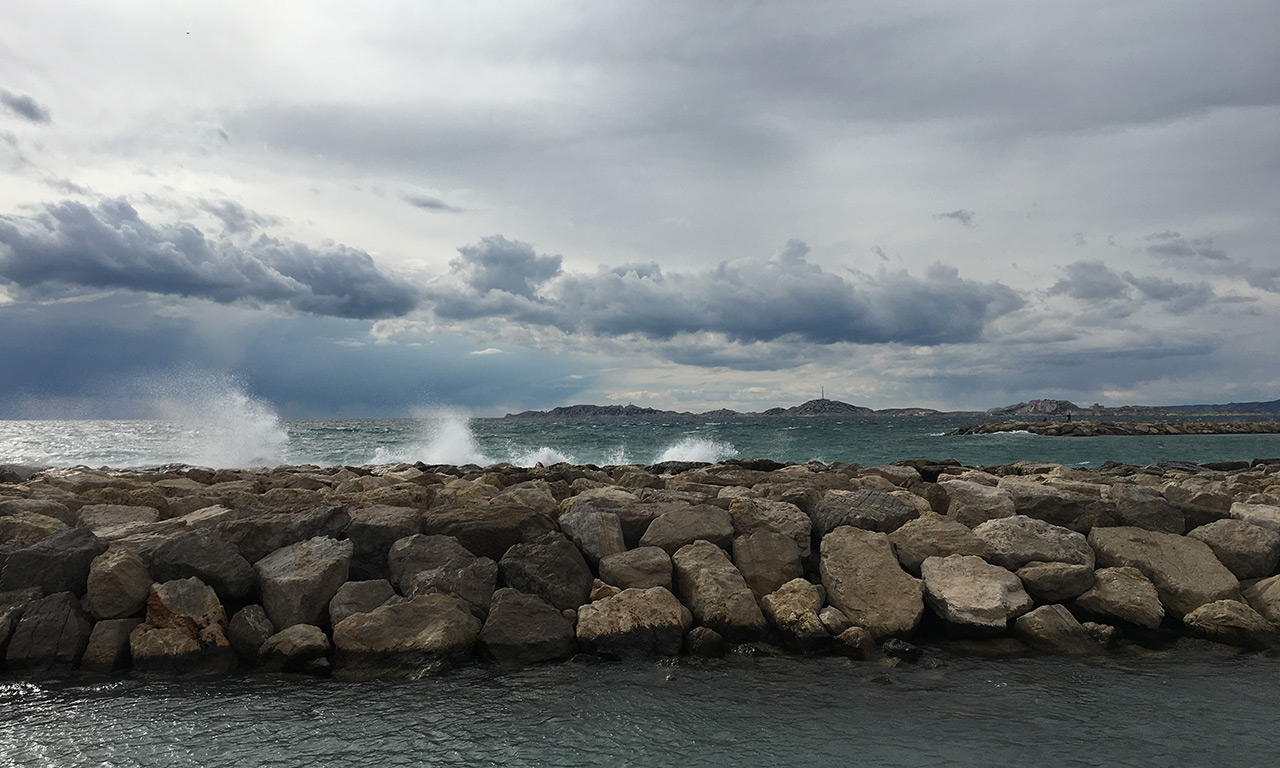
[761,579,829,653]
[812,488,918,536]
[478,588,577,664]
[345,505,423,581]
[939,479,1015,528]
[575,586,692,658]
[921,555,1033,635]
[228,604,274,659]
[1103,484,1185,535]
[727,498,811,558]
[819,526,923,641]
[1088,526,1240,617]
[80,618,142,673]
[422,501,556,561]
[557,508,626,566]
[216,506,351,563]
[1074,567,1165,629]
[557,487,653,548]
[0,498,75,526]
[818,605,853,636]
[888,512,994,575]
[638,504,734,554]
[332,593,481,677]
[1014,604,1102,654]
[598,547,672,591]
[130,577,235,674]
[998,477,1114,532]
[1016,561,1096,603]
[974,515,1094,571]
[498,533,593,611]
[151,529,255,600]
[388,534,475,591]
[0,527,108,596]
[1182,600,1275,649]
[255,537,353,631]
[732,530,804,597]
[77,504,160,534]
[1242,575,1280,624]
[672,540,767,642]
[329,579,396,626]
[4,592,93,673]
[85,546,153,620]
[1188,519,1280,580]
[1228,502,1280,534]
[260,624,332,670]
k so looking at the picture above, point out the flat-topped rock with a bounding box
[1088,527,1240,617]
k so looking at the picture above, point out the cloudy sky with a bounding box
[2,1,1278,418]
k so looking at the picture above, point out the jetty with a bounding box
[948,421,1280,437]
[3,456,1280,678]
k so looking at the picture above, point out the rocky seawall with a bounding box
[949,420,1280,437]
[3,456,1280,679]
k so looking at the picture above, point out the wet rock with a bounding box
[1182,600,1275,649]
[727,498,811,558]
[598,547,672,591]
[80,618,142,673]
[733,530,804,597]
[684,626,727,658]
[345,505,423,581]
[329,579,396,626]
[834,626,877,660]
[1088,526,1240,617]
[938,479,1015,528]
[0,588,42,657]
[4,592,93,674]
[1015,561,1096,603]
[575,587,691,658]
[477,588,577,664]
[1187,519,1280,580]
[84,546,153,620]
[150,529,255,601]
[557,507,626,566]
[672,540,766,642]
[1082,621,1118,649]
[255,537,353,631]
[819,605,853,635]
[130,578,235,674]
[888,512,994,575]
[638,504,734,554]
[973,515,1094,571]
[332,593,481,677]
[228,604,274,660]
[1014,604,1102,655]
[260,624,332,671]
[761,579,829,653]
[498,533,593,611]
[422,501,556,561]
[812,488,919,537]
[819,527,923,641]
[881,638,923,663]
[0,527,108,596]
[216,506,351,564]
[1073,567,1165,629]
[921,555,1033,635]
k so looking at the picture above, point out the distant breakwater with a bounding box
[949,421,1280,437]
[3,456,1280,679]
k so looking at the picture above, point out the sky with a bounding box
[1,1,1278,418]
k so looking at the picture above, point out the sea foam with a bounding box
[147,371,287,467]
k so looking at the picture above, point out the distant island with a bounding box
[504,397,1280,420]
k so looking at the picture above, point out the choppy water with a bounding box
[3,654,1279,767]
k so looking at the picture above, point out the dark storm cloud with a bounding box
[0,89,52,123]
[1048,259,1216,314]
[428,236,1025,350]
[0,198,418,319]
[1144,231,1280,293]
[197,199,284,234]
[402,192,462,213]
[1048,260,1130,302]
[935,210,975,227]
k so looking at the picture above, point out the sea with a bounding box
[3,389,1280,767]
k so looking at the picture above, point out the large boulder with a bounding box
[1088,526,1240,617]
[84,546,154,620]
[228,604,274,660]
[80,618,142,673]
[498,533,593,612]
[4,592,93,674]
[1013,604,1102,654]
[0,587,42,658]
[329,579,397,626]
[575,586,691,658]
[920,555,1033,635]
[1015,561,1095,603]
[0,527,108,595]
[812,488,919,537]
[732,530,804,597]
[998,477,1114,532]
[0,498,75,526]
[1073,566,1165,629]
[150,529,255,601]
[1242,575,1280,624]
[938,479,1015,528]
[129,577,235,674]
[671,540,766,642]
[1187,520,1280,580]
[1182,600,1275,649]
[254,537,353,631]
[345,505,423,581]
[422,501,556,561]
[1229,502,1280,534]
[727,498,811,558]
[1103,484,1184,534]
[557,487,653,548]
[215,505,351,563]
[638,504,734,554]
[332,593,481,677]
[0,511,65,547]
[556,507,626,566]
[77,504,160,535]
[598,547,672,591]
[761,579,829,653]
[260,624,332,671]
[973,515,1094,571]
[888,512,994,575]
[818,527,923,641]
[477,588,577,664]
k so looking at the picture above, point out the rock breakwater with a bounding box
[3,456,1280,678]
[948,420,1280,437]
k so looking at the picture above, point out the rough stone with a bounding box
[498,533,593,611]
[812,488,919,537]
[727,498,811,558]
[888,512,994,575]
[84,546,153,620]
[1074,567,1165,629]
[80,618,142,673]
[477,588,577,664]
[1228,502,1280,534]
[215,506,351,564]
[598,547,672,591]
[683,625,727,658]
[345,505,423,581]
[328,579,396,627]
[422,501,556,561]
[833,626,877,660]
[228,604,274,659]
[556,508,626,566]
[672,540,766,642]
[921,555,1033,635]
[129,578,235,674]
[4,592,93,673]
[332,593,481,677]
[732,530,804,597]
[761,579,829,653]
[1187,519,1280,580]
[255,536,353,631]
[260,624,332,670]
[0,527,108,596]
[0,498,75,526]
[819,526,923,641]
[575,587,692,658]
[1102,484,1184,534]
[1088,526,1240,617]
[1242,575,1280,624]
[818,605,853,635]
[938,479,1016,528]
[1014,604,1102,655]
[1182,600,1275,649]
[638,504,734,554]
[0,512,65,547]
[150,529,255,601]
[1015,561,1096,603]
[974,515,1094,571]
[77,504,161,535]
[997,477,1114,532]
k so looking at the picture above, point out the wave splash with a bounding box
[654,436,738,463]
[148,371,287,468]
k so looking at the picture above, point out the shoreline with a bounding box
[948,420,1280,437]
[4,456,1280,679]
